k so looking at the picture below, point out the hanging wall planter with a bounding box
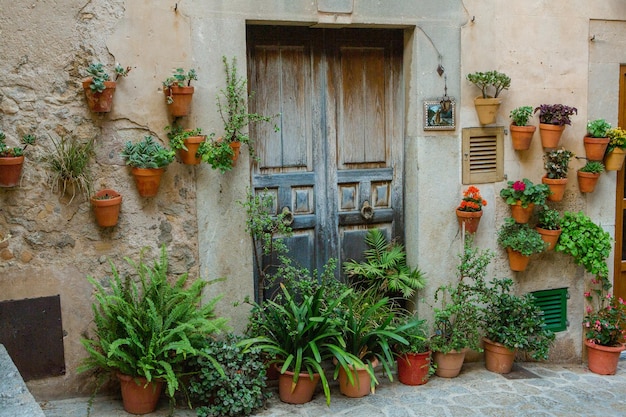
[121,136,175,198]
[466,70,510,125]
[91,189,122,227]
[535,227,561,251]
[583,136,610,161]
[509,202,534,224]
[604,148,626,171]
[0,156,24,188]
[534,104,577,149]
[538,123,565,148]
[542,176,567,202]
[510,125,535,150]
[82,63,130,113]
[162,68,197,117]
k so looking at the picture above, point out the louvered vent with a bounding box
[462,127,504,184]
[530,288,568,332]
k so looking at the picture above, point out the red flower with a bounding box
[512,181,525,192]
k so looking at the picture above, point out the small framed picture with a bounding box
[423,99,456,131]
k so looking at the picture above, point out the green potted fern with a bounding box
[78,245,228,415]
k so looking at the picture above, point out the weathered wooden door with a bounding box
[614,65,626,301]
[247,26,404,299]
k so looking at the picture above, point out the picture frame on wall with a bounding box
[424,99,455,131]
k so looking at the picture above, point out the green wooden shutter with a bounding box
[530,288,568,332]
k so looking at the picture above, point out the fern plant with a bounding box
[343,228,426,302]
[78,245,228,404]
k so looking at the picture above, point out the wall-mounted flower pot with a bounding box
[506,247,530,272]
[541,176,567,202]
[577,171,600,193]
[456,209,482,234]
[164,86,194,117]
[509,201,534,224]
[82,79,116,113]
[0,156,24,187]
[91,189,122,227]
[509,124,536,150]
[178,135,205,165]
[535,226,561,251]
[604,148,626,171]
[538,123,565,149]
[131,167,164,197]
[229,141,242,166]
[473,97,501,125]
[583,136,610,161]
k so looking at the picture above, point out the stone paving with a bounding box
[38,357,626,417]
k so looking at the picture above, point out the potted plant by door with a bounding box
[91,189,122,227]
[0,131,36,187]
[499,178,551,223]
[166,125,212,165]
[482,278,555,374]
[78,245,228,415]
[456,185,487,234]
[604,127,626,171]
[121,136,175,197]
[162,68,197,117]
[466,70,511,125]
[509,106,536,150]
[395,315,432,386]
[584,119,611,161]
[535,208,561,251]
[542,148,575,202]
[497,218,546,272]
[82,63,130,113]
[577,161,604,193]
[583,286,626,375]
[534,104,578,148]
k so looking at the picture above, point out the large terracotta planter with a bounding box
[510,124,536,151]
[506,247,530,272]
[278,370,320,404]
[338,358,377,398]
[456,209,483,234]
[397,351,431,386]
[509,201,534,224]
[473,97,501,125]
[541,176,567,202]
[0,156,25,187]
[164,86,194,117]
[91,189,122,227]
[583,136,610,161]
[585,339,625,375]
[117,373,163,415]
[83,79,116,113]
[604,148,626,171]
[178,135,205,165]
[433,348,468,378]
[131,167,165,197]
[483,338,516,374]
[539,123,565,149]
[577,171,600,193]
[535,227,561,251]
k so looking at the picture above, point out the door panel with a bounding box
[247,26,403,299]
[615,65,626,300]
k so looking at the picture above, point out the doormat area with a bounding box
[500,364,540,380]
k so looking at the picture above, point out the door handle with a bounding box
[360,201,374,220]
[281,206,294,226]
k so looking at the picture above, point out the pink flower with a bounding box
[586,306,593,313]
[584,291,591,298]
[619,297,625,305]
[591,278,599,285]
[512,181,525,192]
[606,293,613,299]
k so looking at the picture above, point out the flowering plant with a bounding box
[583,284,626,347]
[457,186,487,212]
[607,127,626,153]
[499,178,551,208]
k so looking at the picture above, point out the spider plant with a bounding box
[43,135,94,203]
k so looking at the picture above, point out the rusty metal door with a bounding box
[247,26,404,298]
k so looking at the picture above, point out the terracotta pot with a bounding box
[82,79,116,113]
[473,97,501,125]
[604,148,626,171]
[541,176,567,202]
[483,338,516,374]
[506,247,530,272]
[583,136,610,161]
[117,373,163,415]
[229,141,242,166]
[585,339,625,375]
[0,156,25,187]
[577,171,600,193]
[432,348,468,378]
[538,123,566,149]
[509,201,534,224]
[178,135,205,165]
[456,209,482,234]
[509,124,536,151]
[397,351,431,386]
[535,227,561,251]
[91,189,122,227]
[164,86,194,117]
[131,167,165,197]
[338,358,378,397]
[278,370,320,404]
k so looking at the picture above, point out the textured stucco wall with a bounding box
[1,0,626,399]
